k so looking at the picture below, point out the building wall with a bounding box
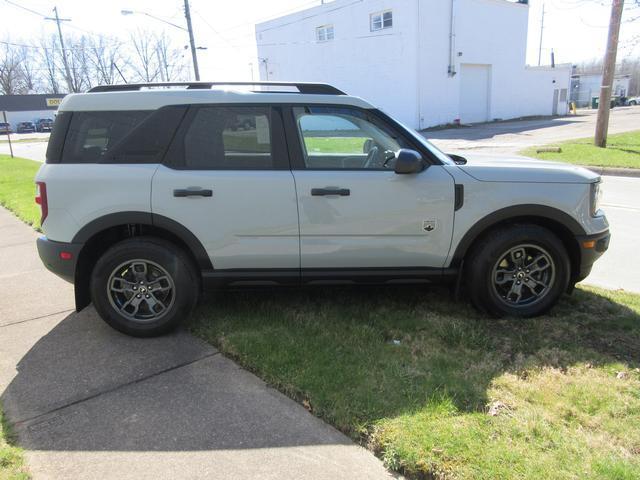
[570,74,631,107]
[256,0,571,129]
[256,0,420,126]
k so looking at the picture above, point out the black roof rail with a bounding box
[87,82,346,95]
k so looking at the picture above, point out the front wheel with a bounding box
[466,224,570,317]
[90,237,199,337]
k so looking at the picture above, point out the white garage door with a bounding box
[460,64,491,124]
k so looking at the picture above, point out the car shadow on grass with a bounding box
[188,285,640,433]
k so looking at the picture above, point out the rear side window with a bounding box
[181,106,273,169]
[61,111,150,163]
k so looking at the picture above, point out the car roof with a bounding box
[59,85,374,112]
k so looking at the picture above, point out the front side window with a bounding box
[183,106,272,169]
[370,10,392,31]
[316,24,334,42]
[293,106,410,170]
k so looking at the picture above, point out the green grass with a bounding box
[0,138,49,145]
[0,405,28,480]
[189,286,640,479]
[522,130,640,169]
[304,136,366,154]
[0,155,41,230]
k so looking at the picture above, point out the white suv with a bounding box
[35,82,610,337]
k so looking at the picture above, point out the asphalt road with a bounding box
[588,176,639,293]
[427,106,640,155]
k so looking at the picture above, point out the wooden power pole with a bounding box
[594,0,625,148]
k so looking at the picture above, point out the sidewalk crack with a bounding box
[12,351,220,427]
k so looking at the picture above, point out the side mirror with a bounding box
[394,149,425,174]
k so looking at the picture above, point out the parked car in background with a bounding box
[16,121,36,133]
[626,96,639,106]
[0,122,12,134]
[36,118,54,132]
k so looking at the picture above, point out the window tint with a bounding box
[105,106,187,164]
[183,106,273,169]
[61,110,150,163]
[293,106,410,170]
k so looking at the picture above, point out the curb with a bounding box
[582,166,640,178]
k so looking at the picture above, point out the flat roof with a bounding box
[0,94,67,112]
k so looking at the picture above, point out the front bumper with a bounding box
[574,229,610,283]
[36,236,84,283]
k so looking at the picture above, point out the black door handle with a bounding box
[311,188,350,196]
[173,188,213,198]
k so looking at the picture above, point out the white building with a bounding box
[570,73,631,108]
[256,0,572,129]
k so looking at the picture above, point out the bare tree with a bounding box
[0,41,29,94]
[154,32,190,82]
[128,30,161,83]
[39,35,62,94]
[87,35,122,85]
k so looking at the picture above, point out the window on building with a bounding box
[370,10,392,31]
[316,24,334,42]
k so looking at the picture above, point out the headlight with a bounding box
[590,182,603,216]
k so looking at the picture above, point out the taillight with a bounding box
[35,182,48,225]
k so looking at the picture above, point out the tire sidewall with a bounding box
[469,226,570,317]
[91,238,198,337]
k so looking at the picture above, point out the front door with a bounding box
[287,106,455,272]
[152,105,300,273]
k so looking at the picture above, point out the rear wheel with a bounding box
[90,237,199,337]
[466,224,570,317]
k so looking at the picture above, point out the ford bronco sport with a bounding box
[35,82,610,337]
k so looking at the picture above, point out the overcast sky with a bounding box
[1,0,639,81]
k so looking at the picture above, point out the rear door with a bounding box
[286,105,455,272]
[152,105,300,275]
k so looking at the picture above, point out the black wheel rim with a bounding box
[491,244,556,308]
[107,259,175,322]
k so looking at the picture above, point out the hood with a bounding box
[454,153,600,184]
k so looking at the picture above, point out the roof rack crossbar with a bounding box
[87,82,345,95]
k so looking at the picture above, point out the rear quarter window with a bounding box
[61,111,150,164]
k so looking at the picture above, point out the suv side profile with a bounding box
[35,82,610,337]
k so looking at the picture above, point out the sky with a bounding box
[1,0,639,81]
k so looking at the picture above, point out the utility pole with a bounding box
[183,0,200,81]
[595,0,625,148]
[538,3,545,66]
[46,6,73,92]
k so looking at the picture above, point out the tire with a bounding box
[630,101,637,106]
[90,237,200,337]
[466,224,570,318]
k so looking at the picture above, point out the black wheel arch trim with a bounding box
[71,211,213,270]
[451,204,586,267]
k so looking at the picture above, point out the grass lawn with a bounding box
[0,138,49,145]
[521,130,640,169]
[0,406,28,480]
[304,136,366,153]
[0,155,41,230]
[189,286,640,480]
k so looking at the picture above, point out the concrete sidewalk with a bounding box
[0,207,392,480]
